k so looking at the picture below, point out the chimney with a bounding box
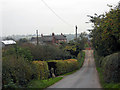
[52,33,55,36]
[52,33,55,44]
[41,34,43,37]
[75,25,77,39]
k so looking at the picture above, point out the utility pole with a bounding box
[75,25,77,40]
[36,30,39,45]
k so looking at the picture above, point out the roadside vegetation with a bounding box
[88,2,120,88]
[27,77,63,88]
[2,32,87,89]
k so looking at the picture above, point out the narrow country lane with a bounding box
[48,50,101,88]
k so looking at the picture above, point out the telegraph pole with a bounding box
[36,30,39,45]
[75,25,77,40]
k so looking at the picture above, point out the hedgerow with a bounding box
[32,61,49,80]
[94,50,120,88]
[101,52,120,83]
[2,44,83,88]
[77,51,85,68]
[2,56,34,88]
[48,59,79,76]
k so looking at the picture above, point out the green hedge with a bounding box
[94,51,120,88]
[77,51,85,68]
[101,52,120,83]
[2,56,34,88]
[48,59,79,76]
[32,61,49,80]
[2,57,50,88]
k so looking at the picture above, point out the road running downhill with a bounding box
[48,50,101,88]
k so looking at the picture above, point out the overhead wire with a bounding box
[41,0,74,27]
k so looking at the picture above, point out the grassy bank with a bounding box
[27,77,63,89]
[96,67,120,88]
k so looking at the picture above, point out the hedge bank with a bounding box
[101,52,120,83]
[94,51,120,88]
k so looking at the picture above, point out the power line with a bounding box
[41,0,73,27]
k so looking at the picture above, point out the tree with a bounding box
[4,37,15,40]
[88,2,120,56]
[63,32,88,57]
[18,38,28,44]
[2,45,33,60]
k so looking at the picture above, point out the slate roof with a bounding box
[40,36,53,42]
[40,35,66,42]
[55,35,66,40]
[31,34,67,42]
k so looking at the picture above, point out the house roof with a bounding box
[2,40,16,45]
[40,35,66,42]
[40,36,53,42]
[31,34,67,42]
[55,35,66,40]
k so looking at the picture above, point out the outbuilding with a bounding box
[2,40,16,47]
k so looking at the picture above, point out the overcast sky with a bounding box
[1,0,120,36]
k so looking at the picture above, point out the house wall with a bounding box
[52,36,55,44]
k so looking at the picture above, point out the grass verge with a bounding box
[27,77,63,89]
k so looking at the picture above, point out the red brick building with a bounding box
[41,33,67,44]
[31,33,67,45]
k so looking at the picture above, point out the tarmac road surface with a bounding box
[48,50,101,88]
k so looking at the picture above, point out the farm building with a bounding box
[31,33,67,45]
[2,40,16,47]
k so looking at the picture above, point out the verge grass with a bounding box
[27,77,63,89]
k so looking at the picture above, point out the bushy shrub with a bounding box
[32,61,49,80]
[28,45,71,61]
[101,52,120,83]
[89,3,120,57]
[2,53,50,88]
[2,45,33,61]
[48,59,79,76]
[2,56,34,88]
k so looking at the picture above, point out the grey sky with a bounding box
[2,0,120,36]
